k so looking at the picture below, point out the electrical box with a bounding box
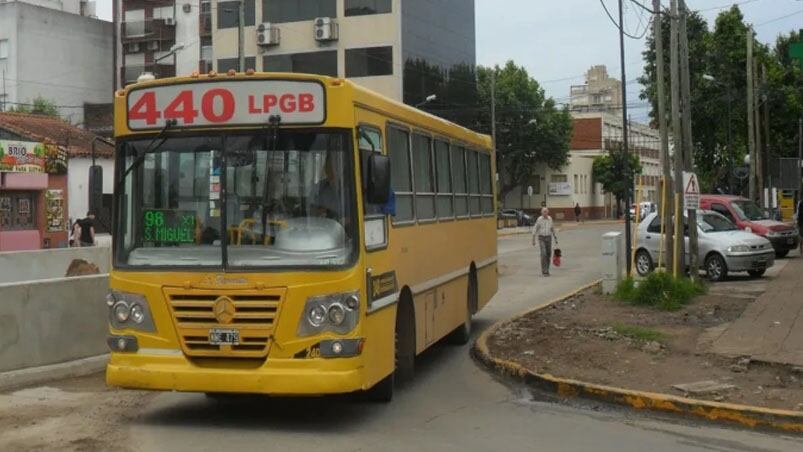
[601,231,625,294]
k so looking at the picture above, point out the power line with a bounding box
[599,0,653,39]
[755,8,803,27]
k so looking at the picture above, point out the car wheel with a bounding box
[747,269,766,278]
[635,249,653,276]
[775,250,789,258]
[705,254,728,282]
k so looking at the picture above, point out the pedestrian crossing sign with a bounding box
[683,171,700,210]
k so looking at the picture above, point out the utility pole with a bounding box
[799,117,802,197]
[618,0,633,276]
[670,0,684,277]
[747,29,756,202]
[679,0,698,280]
[238,0,245,71]
[762,64,771,207]
[491,70,497,154]
[654,0,673,269]
[1,70,5,112]
[754,57,763,205]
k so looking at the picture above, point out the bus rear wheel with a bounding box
[448,271,477,345]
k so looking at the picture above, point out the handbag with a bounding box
[552,247,562,267]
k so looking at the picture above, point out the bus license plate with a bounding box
[209,329,239,345]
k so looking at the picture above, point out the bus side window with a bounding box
[388,126,414,223]
[359,126,384,216]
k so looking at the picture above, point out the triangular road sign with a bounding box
[684,173,699,195]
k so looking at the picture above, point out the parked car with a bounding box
[499,209,534,226]
[629,202,656,222]
[699,195,799,258]
[635,211,775,281]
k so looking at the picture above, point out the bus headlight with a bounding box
[298,291,360,337]
[107,291,155,332]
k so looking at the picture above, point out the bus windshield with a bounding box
[114,130,356,269]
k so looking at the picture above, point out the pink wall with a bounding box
[1,173,49,190]
[0,230,41,251]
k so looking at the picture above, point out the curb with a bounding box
[0,354,108,392]
[472,281,803,433]
[497,220,624,237]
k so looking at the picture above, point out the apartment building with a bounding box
[570,65,623,113]
[115,1,476,103]
[0,1,111,124]
[503,112,662,220]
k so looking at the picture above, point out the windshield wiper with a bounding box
[115,119,178,193]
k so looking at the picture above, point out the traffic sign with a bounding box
[789,29,803,70]
[527,185,533,197]
[683,171,700,210]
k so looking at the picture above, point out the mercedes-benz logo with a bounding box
[213,296,236,324]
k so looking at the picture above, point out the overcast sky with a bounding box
[96,0,801,122]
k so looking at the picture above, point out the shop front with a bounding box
[0,140,69,251]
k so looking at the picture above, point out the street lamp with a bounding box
[702,74,734,194]
[140,43,186,82]
[416,94,437,108]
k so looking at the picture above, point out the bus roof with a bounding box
[115,72,493,149]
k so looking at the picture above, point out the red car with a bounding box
[699,195,799,257]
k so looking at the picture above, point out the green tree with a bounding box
[476,61,572,201]
[31,96,59,116]
[766,31,803,157]
[592,151,642,213]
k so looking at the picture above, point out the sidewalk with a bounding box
[710,253,803,367]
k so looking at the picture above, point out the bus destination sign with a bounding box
[143,209,196,244]
[126,80,326,130]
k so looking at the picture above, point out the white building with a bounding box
[0,1,112,124]
[503,111,662,220]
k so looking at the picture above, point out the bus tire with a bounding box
[395,291,416,385]
[447,270,477,345]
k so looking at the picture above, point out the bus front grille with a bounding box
[164,288,286,358]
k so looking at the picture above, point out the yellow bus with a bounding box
[105,71,497,401]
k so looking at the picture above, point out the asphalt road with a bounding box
[127,223,802,452]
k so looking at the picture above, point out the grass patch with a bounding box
[613,324,666,342]
[614,272,706,311]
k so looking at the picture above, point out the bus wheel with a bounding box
[448,271,477,345]
[395,293,416,385]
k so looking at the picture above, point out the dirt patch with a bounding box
[488,287,803,411]
[0,373,155,452]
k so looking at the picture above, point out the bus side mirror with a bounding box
[88,165,103,213]
[367,153,391,205]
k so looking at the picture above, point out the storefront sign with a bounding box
[548,182,573,196]
[45,189,65,232]
[0,140,46,173]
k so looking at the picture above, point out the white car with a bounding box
[635,211,775,281]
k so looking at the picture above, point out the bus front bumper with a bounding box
[106,351,366,396]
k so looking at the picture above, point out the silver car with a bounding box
[635,211,775,281]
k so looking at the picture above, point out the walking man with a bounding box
[532,207,558,276]
[574,202,581,222]
[74,211,96,247]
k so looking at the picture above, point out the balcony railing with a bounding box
[122,18,176,43]
[121,64,176,85]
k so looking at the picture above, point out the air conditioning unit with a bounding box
[313,17,338,42]
[146,41,160,51]
[256,23,280,46]
[126,42,141,53]
[164,17,176,26]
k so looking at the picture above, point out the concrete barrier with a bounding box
[0,246,111,283]
[0,274,109,373]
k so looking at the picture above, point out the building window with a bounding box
[217,57,257,72]
[434,139,453,218]
[0,40,8,59]
[551,174,567,183]
[573,175,578,194]
[0,192,36,231]
[452,146,468,217]
[218,0,255,29]
[263,0,336,23]
[264,51,337,77]
[388,127,413,223]
[345,0,392,16]
[346,46,393,78]
[412,133,435,221]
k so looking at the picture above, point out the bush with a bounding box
[614,272,706,311]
